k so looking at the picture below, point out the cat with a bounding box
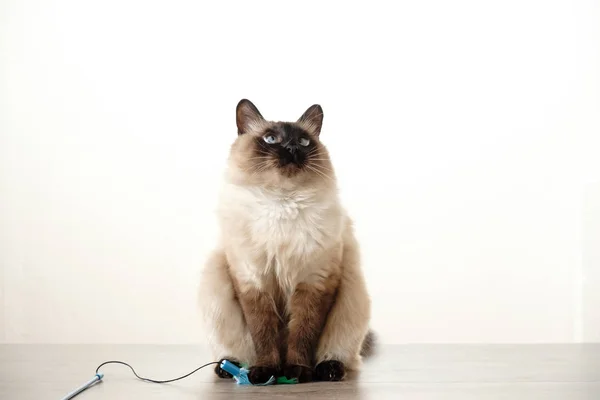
[199,99,372,384]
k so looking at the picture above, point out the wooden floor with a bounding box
[1,344,599,399]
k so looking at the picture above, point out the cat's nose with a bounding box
[285,143,299,154]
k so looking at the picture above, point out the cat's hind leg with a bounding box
[199,250,256,377]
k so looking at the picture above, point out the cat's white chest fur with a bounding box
[220,184,342,292]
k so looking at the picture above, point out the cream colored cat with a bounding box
[199,100,371,383]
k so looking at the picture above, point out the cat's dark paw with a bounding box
[214,358,241,379]
[248,366,278,384]
[315,360,346,381]
[282,364,313,383]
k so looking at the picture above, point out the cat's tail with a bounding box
[360,330,377,358]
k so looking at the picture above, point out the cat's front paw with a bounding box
[315,360,346,381]
[282,364,313,383]
[248,366,278,384]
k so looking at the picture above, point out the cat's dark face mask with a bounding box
[256,123,315,171]
[234,99,329,179]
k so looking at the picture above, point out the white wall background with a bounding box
[1,0,599,344]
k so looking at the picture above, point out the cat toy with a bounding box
[220,359,298,385]
[60,359,298,399]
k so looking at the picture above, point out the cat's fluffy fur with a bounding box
[199,100,371,383]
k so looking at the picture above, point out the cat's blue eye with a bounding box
[299,138,310,147]
[263,135,277,144]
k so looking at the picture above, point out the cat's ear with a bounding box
[236,99,264,135]
[297,104,323,136]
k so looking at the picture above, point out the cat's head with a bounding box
[227,99,334,188]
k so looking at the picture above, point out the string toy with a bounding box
[61,358,297,399]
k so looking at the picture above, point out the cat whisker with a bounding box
[246,156,271,161]
[305,148,320,157]
[312,163,334,175]
[308,168,331,182]
[309,165,334,173]
[255,161,273,171]
[307,158,334,167]
[248,160,273,175]
[306,164,333,181]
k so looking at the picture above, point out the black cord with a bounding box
[95,360,220,384]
